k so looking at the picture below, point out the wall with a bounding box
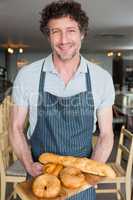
[0,50,5,67]
[83,53,113,75]
[123,51,133,60]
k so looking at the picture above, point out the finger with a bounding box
[36,164,43,171]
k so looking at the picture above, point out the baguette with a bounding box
[39,153,116,178]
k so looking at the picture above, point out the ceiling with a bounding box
[1,0,133,53]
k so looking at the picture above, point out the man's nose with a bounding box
[60,31,68,44]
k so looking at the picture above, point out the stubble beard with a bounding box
[55,49,78,61]
[52,43,81,62]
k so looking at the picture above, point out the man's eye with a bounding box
[52,30,60,34]
[69,29,76,32]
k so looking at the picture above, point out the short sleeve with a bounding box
[12,70,29,107]
[97,73,115,111]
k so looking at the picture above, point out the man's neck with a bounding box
[52,53,81,85]
[53,54,80,74]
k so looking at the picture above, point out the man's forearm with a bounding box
[9,126,33,172]
[91,131,114,163]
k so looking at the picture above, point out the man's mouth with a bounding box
[58,44,73,51]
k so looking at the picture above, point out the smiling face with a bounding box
[47,16,84,62]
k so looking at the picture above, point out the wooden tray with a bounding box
[15,178,92,200]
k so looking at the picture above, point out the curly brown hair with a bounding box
[40,0,89,37]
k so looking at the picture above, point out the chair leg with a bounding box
[1,181,6,200]
[116,182,121,200]
[125,180,131,200]
[13,183,17,199]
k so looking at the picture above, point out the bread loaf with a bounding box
[39,153,116,178]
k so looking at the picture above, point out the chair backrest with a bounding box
[116,126,133,180]
[0,95,12,135]
[0,103,4,135]
[0,133,12,176]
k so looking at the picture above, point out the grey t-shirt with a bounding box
[12,54,115,138]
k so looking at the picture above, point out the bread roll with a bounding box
[32,174,61,198]
[60,167,86,189]
[39,153,116,178]
[43,163,63,177]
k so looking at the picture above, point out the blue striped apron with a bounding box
[30,61,96,200]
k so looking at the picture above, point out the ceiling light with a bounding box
[107,52,114,57]
[7,48,14,54]
[117,52,122,56]
[19,48,23,53]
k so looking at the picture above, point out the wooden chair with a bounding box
[0,95,12,136]
[0,95,28,199]
[96,126,133,200]
[0,134,26,200]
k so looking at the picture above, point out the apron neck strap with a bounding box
[39,60,46,93]
[85,65,92,91]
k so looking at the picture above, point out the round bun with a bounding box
[32,174,61,198]
[43,163,63,177]
[60,167,86,189]
[42,163,57,174]
[52,164,64,177]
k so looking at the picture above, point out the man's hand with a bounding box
[28,162,43,177]
[85,174,104,186]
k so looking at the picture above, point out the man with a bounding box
[9,0,115,199]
